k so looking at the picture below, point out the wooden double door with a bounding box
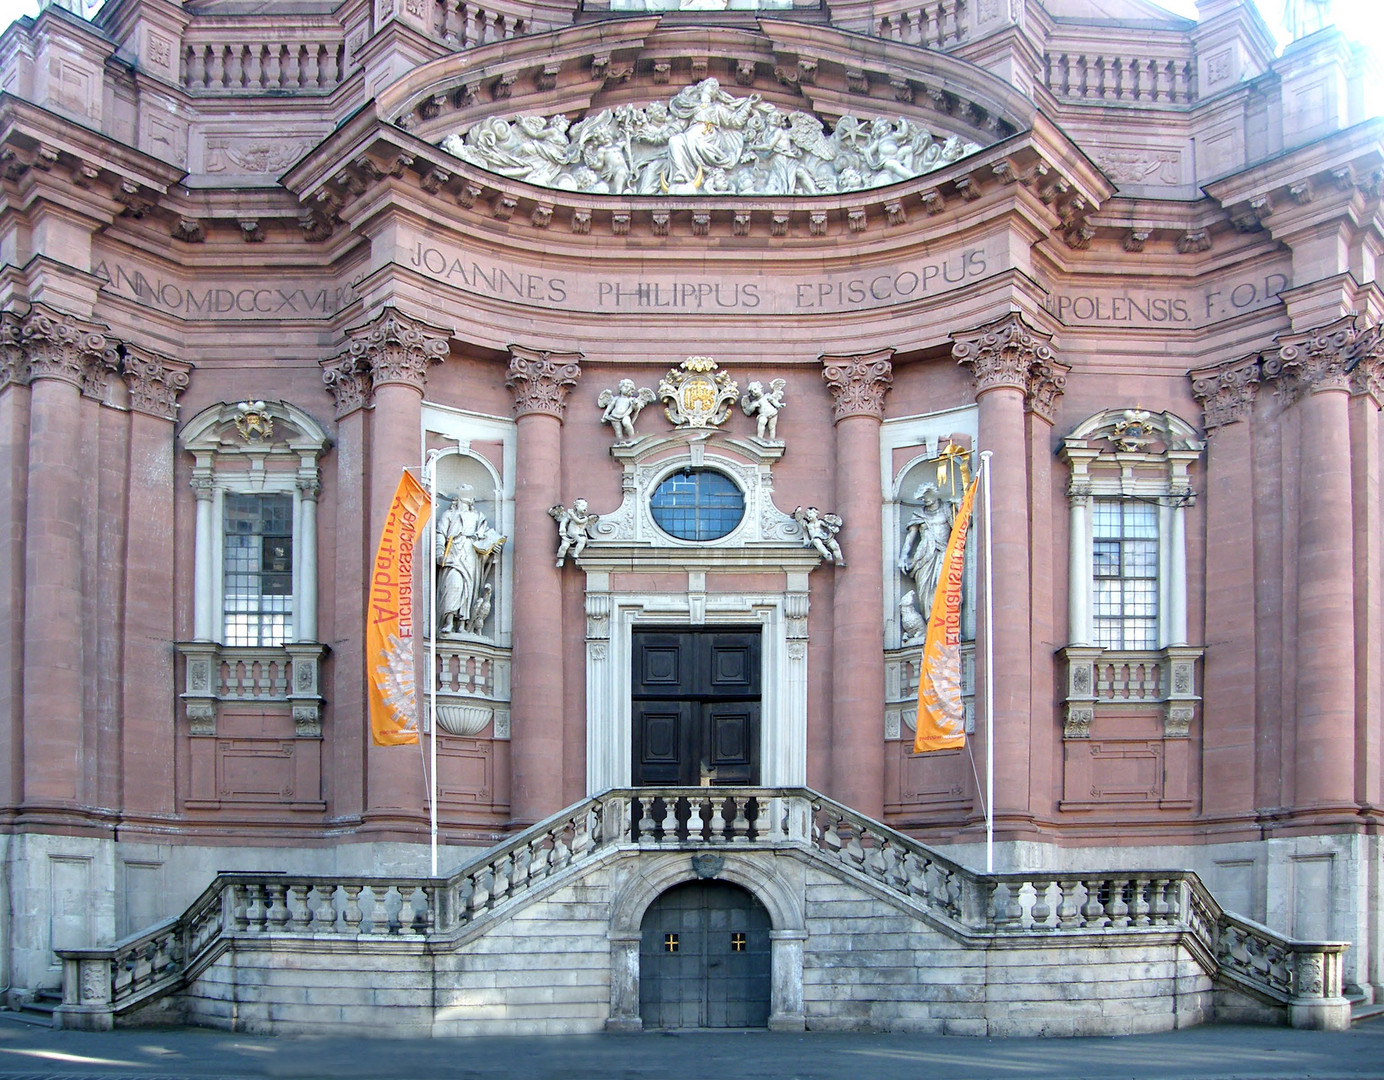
[631,629,761,787]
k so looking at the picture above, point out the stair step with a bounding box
[1351,1002,1384,1024]
[0,1008,55,1028]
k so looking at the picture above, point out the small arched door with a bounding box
[639,880,771,1029]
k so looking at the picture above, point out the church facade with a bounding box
[1,0,1381,1034]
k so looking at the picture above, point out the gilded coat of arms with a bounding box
[658,356,739,428]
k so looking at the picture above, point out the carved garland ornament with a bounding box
[437,78,985,198]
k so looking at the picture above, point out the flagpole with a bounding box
[425,453,440,878]
[979,449,994,874]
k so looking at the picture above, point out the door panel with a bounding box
[631,629,761,787]
[639,881,771,1029]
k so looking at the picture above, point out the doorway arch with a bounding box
[639,880,772,1028]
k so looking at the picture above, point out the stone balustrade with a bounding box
[1093,652,1164,701]
[1045,51,1197,104]
[56,787,1348,1031]
[216,647,291,701]
[183,34,346,93]
[872,1,970,50]
[427,0,532,48]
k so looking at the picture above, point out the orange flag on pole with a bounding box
[914,475,979,754]
[368,471,430,746]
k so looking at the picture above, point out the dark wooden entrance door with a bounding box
[639,880,772,1029]
[631,629,761,787]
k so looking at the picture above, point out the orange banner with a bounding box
[368,471,430,746]
[914,475,979,754]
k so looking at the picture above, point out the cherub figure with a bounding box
[598,378,656,442]
[549,498,600,566]
[793,505,845,566]
[741,378,787,441]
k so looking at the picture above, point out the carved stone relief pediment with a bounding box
[437,77,985,197]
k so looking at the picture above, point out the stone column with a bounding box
[336,309,450,831]
[1190,355,1262,819]
[119,345,191,818]
[1270,319,1363,816]
[1349,339,1384,815]
[507,347,582,826]
[820,348,893,820]
[16,305,117,808]
[953,313,1064,832]
[296,475,320,642]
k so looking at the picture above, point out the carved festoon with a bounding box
[821,349,894,422]
[953,312,1068,420]
[438,78,984,198]
[658,356,740,428]
[740,378,787,442]
[507,347,583,418]
[597,379,656,442]
[550,498,600,566]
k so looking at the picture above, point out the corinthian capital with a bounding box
[122,345,191,420]
[1190,354,1262,432]
[506,346,583,419]
[1348,322,1384,406]
[820,348,895,422]
[6,303,119,395]
[1263,315,1359,400]
[347,307,451,392]
[953,313,1067,420]
[320,352,372,418]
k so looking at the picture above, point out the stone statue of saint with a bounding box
[900,483,956,623]
[666,79,761,191]
[794,505,845,565]
[1282,0,1333,40]
[598,379,657,442]
[549,498,600,567]
[436,496,506,636]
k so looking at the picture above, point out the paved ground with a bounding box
[2,1015,1383,1080]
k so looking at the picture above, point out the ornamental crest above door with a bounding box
[659,357,740,428]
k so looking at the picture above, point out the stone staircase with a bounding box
[51,788,1351,1036]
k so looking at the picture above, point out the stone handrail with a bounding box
[57,787,1346,1027]
[216,647,290,701]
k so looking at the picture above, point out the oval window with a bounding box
[649,469,745,541]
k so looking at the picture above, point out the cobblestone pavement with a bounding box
[2,1014,1383,1080]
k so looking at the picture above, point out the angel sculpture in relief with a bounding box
[598,378,657,442]
[899,483,956,625]
[549,499,600,567]
[436,496,506,636]
[740,379,787,442]
[794,505,845,566]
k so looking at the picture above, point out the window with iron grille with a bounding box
[1091,499,1158,649]
[223,493,293,646]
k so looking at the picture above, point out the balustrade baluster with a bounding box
[290,884,312,931]
[208,47,225,90]
[730,798,749,842]
[1131,876,1151,926]
[342,885,364,932]
[709,797,727,841]
[1057,879,1082,928]
[397,885,420,933]
[1107,879,1130,927]
[686,795,708,842]
[468,870,492,915]
[1080,880,1108,927]
[637,797,656,846]
[186,47,203,88]
[1031,881,1053,928]
[266,883,289,929]
[491,856,512,903]
[658,799,678,843]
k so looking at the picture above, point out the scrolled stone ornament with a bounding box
[658,356,739,428]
